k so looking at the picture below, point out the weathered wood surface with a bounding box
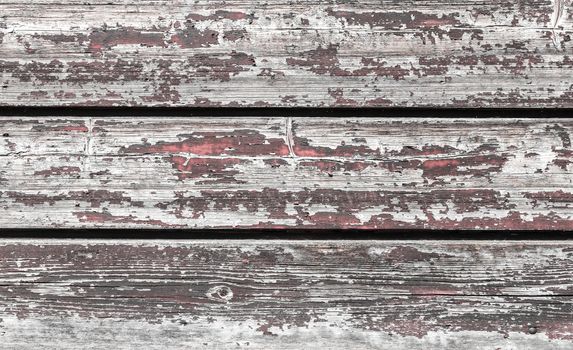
[1,0,573,107]
[0,240,571,349]
[1,117,572,229]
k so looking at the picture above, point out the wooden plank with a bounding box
[0,0,572,107]
[0,240,571,349]
[1,117,572,229]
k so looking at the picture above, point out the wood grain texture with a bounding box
[0,240,571,349]
[1,117,572,230]
[1,0,573,107]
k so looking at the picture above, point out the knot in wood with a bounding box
[206,285,234,303]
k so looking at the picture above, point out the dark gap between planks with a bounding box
[0,229,571,240]
[0,106,572,118]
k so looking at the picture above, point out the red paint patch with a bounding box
[327,88,358,105]
[31,122,88,132]
[293,136,379,157]
[287,45,409,80]
[4,190,143,208]
[326,9,460,28]
[61,125,89,132]
[170,28,219,48]
[306,212,361,227]
[187,52,255,81]
[553,150,573,170]
[525,190,573,208]
[89,29,166,52]
[155,188,516,229]
[121,130,289,157]
[32,33,88,44]
[223,29,247,42]
[34,166,81,177]
[422,155,507,178]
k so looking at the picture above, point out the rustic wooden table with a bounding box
[0,1,572,348]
